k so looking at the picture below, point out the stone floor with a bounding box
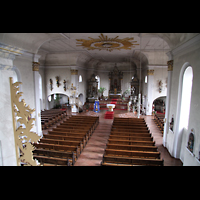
[42,110,183,166]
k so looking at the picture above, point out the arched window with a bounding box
[174,63,193,158]
[38,74,43,110]
[79,75,82,82]
[179,66,193,130]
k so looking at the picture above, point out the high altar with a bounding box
[108,64,123,99]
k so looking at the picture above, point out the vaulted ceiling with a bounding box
[0,33,199,70]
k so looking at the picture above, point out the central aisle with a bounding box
[74,111,113,166]
[74,110,144,166]
[71,110,182,166]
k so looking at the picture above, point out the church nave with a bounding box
[60,110,182,166]
[1,33,199,166]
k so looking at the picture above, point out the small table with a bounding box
[107,104,115,112]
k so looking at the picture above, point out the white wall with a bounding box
[45,67,71,98]
[0,67,17,166]
[166,35,200,165]
[13,56,36,114]
[45,67,88,106]
[146,66,168,115]
[39,67,46,110]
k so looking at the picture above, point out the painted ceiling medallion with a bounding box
[76,33,139,52]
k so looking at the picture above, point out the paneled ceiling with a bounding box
[39,33,170,64]
[0,33,199,69]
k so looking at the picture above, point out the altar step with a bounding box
[89,106,127,111]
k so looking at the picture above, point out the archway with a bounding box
[174,63,193,159]
[78,93,84,104]
[152,96,166,114]
[47,93,69,109]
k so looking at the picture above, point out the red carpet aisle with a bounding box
[104,111,114,119]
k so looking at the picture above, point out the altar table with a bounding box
[107,104,115,111]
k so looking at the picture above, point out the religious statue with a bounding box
[187,131,194,153]
[63,79,67,91]
[50,79,53,91]
[169,115,174,131]
[56,76,61,87]
[158,80,163,93]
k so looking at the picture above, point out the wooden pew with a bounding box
[34,143,80,159]
[48,130,89,143]
[107,138,155,146]
[154,113,165,134]
[112,126,149,132]
[101,117,164,166]
[104,149,160,159]
[111,129,150,135]
[43,134,86,148]
[110,131,152,137]
[102,155,163,166]
[109,135,153,141]
[41,109,67,130]
[106,143,158,152]
[52,127,92,139]
[34,115,99,166]
[33,149,75,166]
[39,138,83,153]
[33,155,71,166]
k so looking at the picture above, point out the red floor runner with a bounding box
[104,111,114,119]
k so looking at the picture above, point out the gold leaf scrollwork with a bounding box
[10,77,41,166]
[76,33,139,52]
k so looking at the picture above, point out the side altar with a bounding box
[108,64,123,99]
[87,74,98,103]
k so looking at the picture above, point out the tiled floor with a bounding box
[42,110,183,166]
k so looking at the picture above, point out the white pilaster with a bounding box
[0,43,24,166]
[70,68,79,96]
[146,68,154,115]
[163,60,173,147]
[32,59,42,137]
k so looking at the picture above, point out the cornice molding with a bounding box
[0,42,24,60]
[171,34,200,57]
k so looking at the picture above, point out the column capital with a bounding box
[32,62,40,71]
[167,60,173,71]
[147,69,154,75]
[71,69,78,75]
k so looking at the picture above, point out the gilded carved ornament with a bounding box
[167,60,173,71]
[147,69,154,75]
[71,69,78,75]
[76,33,139,52]
[32,62,40,71]
[10,77,41,166]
